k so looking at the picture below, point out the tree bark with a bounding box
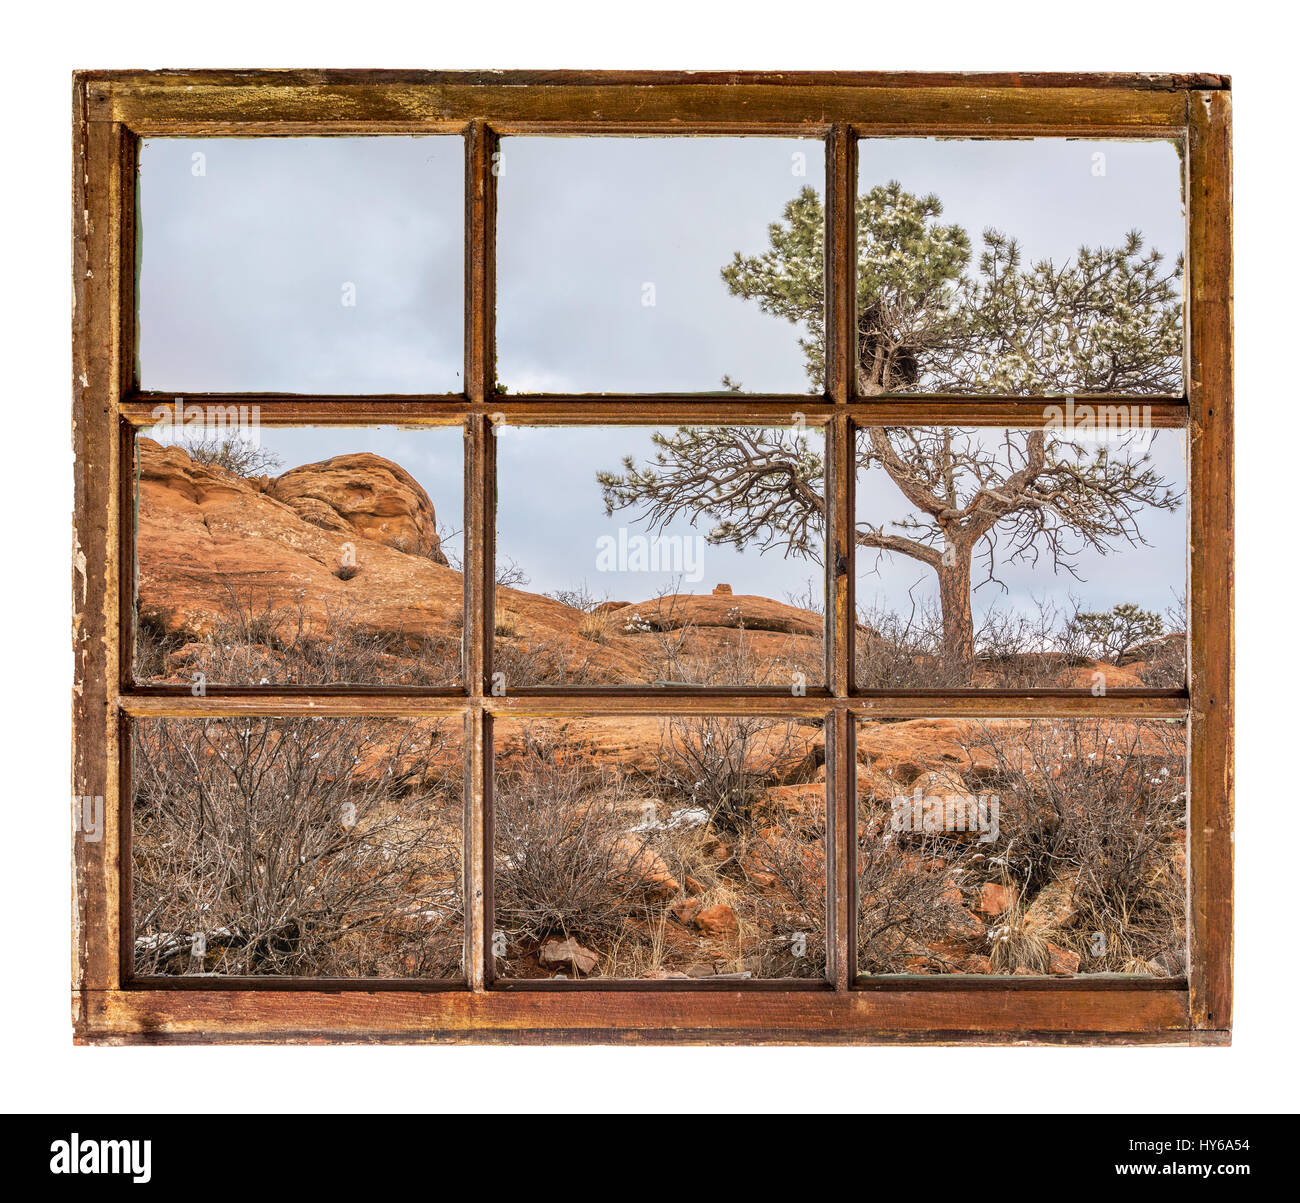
[936,553,975,685]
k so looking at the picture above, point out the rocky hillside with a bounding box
[134,438,826,687]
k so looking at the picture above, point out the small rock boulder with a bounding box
[1025,875,1080,931]
[1046,942,1082,976]
[975,882,1014,917]
[538,937,600,976]
[693,904,739,939]
[611,835,681,900]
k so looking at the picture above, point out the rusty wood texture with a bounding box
[81,73,1208,137]
[72,85,129,1009]
[826,412,855,696]
[825,126,857,701]
[118,395,1190,429]
[1186,91,1234,1032]
[119,692,1189,719]
[825,126,855,406]
[73,70,1230,1045]
[463,121,498,992]
[77,984,1191,1045]
[828,709,855,991]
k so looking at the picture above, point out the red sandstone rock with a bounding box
[976,882,1015,917]
[539,937,600,976]
[693,904,739,939]
[268,452,449,563]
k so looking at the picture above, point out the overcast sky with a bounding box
[496,136,823,393]
[138,137,464,393]
[140,135,1185,618]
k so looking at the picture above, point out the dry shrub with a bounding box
[856,794,979,974]
[1135,594,1188,687]
[492,726,668,965]
[960,718,1187,974]
[855,597,1161,689]
[653,715,816,833]
[491,629,609,688]
[132,716,463,977]
[736,794,827,978]
[494,719,829,980]
[179,432,283,478]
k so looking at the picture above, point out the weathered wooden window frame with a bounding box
[71,70,1233,1045]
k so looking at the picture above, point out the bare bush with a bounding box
[856,595,1170,688]
[737,795,827,978]
[179,433,283,478]
[653,715,812,833]
[545,581,614,613]
[132,717,463,977]
[493,727,667,963]
[493,719,828,980]
[959,718,1187,973]
[1135,593,1188,687]
[856,793,980,973]
[491,628,610,688]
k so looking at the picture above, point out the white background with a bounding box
[1,0,1290,1114]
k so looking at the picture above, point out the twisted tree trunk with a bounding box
[936,553,975,685]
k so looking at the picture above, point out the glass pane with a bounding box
[493,717,826,980]
[855,138,1184,394]
[138,137,463,393]
[856,717,1187,977]
[132,717,464,978]
[134,419,463,687]
[493,424,825,688]
[496,136,824,393]
[855,425,1187,688]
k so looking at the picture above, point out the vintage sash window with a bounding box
[72,71,1232,1044]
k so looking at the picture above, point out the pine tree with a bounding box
[602,182,1184,683]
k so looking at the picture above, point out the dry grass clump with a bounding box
[987,902,1052,974]
[578,610,618,644]
[135,588,461,687]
